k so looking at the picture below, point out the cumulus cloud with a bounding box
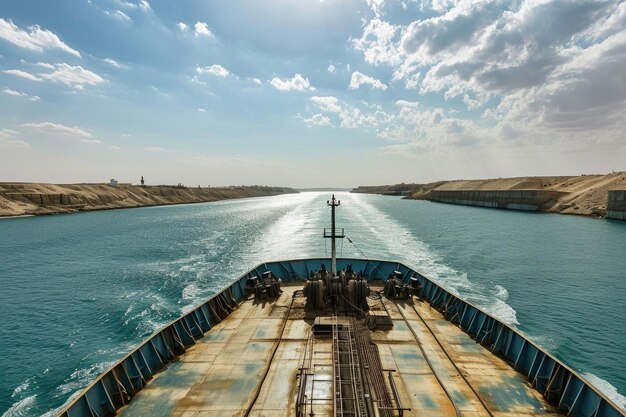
[196,64,230,77]
[303,113,333,127]
[311,96,341,113]
[352,18,400,66]
[349,71,387,90]
[194,21,214,38]
[177,22,188,31]
[21,122,94,138]
[349,0,626,150]
[308,95,394,130]
[328,64,336,73]
[366,0,386,17]
[270,73,314,91]
[2,88,40,101]
[0,18,80,57]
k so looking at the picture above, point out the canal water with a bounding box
[1,192,625,416]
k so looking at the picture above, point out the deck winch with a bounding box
[303,264,370,312]
[245,271,282,299]
[383,270,411,299]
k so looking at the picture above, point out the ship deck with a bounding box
[118,285,561,417]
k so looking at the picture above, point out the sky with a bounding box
[0,0,625,188]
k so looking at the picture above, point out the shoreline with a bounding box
[0,183,298,218]
[352,172,626,219]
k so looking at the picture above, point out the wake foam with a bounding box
[582,372,626,412]
[56,361,115,395]
[1,395,36,417]
[345,193,520,325]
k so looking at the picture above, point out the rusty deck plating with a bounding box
[116,285,561,417]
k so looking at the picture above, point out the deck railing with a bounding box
[57,258,626,417]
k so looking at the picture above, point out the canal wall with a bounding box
[425,189,568,211]
[354,173,626,218]
[606,190,626,220]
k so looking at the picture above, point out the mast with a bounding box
[325,194,343,276]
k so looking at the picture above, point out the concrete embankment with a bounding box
[0,183,297,217]
[425,189,567,211]
[607,190,626,220]
[352,172,626,218]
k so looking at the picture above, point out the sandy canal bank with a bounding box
[0,183,297,217]
[352,172,626,218]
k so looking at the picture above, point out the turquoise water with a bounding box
[0,192,625,416]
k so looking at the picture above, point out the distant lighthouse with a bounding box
[140,176,145,186]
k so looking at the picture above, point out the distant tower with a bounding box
[140,176,145,186]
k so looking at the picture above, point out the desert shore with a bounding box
[0,183,297,217]
[352,172,626,217]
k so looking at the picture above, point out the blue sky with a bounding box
[1,0,625,187]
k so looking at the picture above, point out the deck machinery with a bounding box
[55,196,626,417]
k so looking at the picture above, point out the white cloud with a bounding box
[270,73,314,91]
[404,72,421,89]
[249,77,262,85]
[429,0,457,13]
[303,113,333,127]
[3,69,42,82]
[348,0,626,151]
[463,93,483,110]
[198,108,206,112]
[190,75,206,85]
[21,122,94,138]
[110,145,122,151]
[327,64,336,73]
[4,64,104,89]
[104,58,121,68]
[139,0,151,11]
[2,88,40,101]
[3,88,26,97]
[35,62,54,69]
[366,0,386,17]
[196,64,230,77]
[39,63,105,88]
[308,96,394,130]
[349,71,387,90]
[311,96,341,113]
[80,138,101,144]
[341,106,394,129]
[177,22,188,31]
[114,0,137,9]
[194,22,214,38]
[147,146,165,151]
[352,18,400,66]
[105,10,132,23]
[0,18,80,57]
